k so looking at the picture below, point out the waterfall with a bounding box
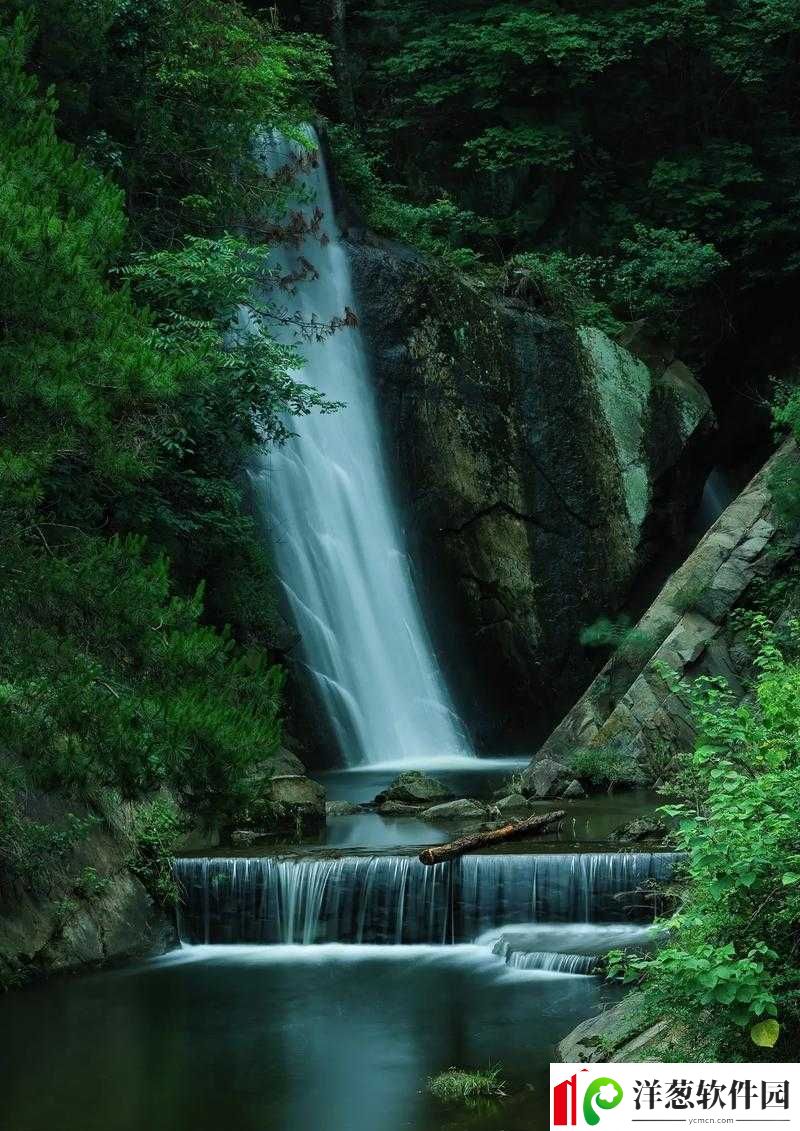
[487,922,658,976]
[246,127,470,768]
[502,950,600,975]
[174,853,676,946]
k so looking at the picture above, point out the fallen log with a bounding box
[418,809,566,866]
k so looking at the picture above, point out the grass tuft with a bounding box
[428,1065,506,1102]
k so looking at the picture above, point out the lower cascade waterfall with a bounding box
[174,853,675,947]
[247,126,471,768]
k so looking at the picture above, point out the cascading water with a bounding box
[247,127,471,768]
[173,852,675,946]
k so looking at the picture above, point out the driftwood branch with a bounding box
[418,810,565,866]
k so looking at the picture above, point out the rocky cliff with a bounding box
[348,238,714,747]
[524,441,800,785]
[0,768,174,986]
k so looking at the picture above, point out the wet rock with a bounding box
[350,238,714,747]
[609,817,668,843]
[558,992,671,1063]
[375,800,426,816]
[561,779,586,799]
[494,792,531,814]
[420,798,487,821]
[374,771,453,806]
[326,800,363,817]
[520,756,572,799]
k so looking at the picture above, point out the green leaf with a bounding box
[750,1020,780,1048]
[781,872,800,885]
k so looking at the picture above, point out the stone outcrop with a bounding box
[525,442,800,782]
[239,746,326,838]
[0,775,173,985]
[420,798,487,820]
[373,771,453,806]
[558,993,670,1063]
[348,238,714,746]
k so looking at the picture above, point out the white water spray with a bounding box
[248,128,471,768]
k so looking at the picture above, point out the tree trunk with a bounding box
[418,810,565,866]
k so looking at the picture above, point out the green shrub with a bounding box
[0,764,99,891]
[570,747,641,789]
[129,796,183,906]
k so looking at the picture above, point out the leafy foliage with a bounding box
[608,613,800,1053]
[0,5,331,883]
[569,746,642,789]
[339,0,800,344]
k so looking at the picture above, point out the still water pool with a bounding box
[0,943,617,1131]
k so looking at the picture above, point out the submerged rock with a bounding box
[375,800,427,816]
[420,798,487,820]
[325,800,363,817]
[374,771,453,806]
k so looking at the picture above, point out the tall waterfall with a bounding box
[248,127,471,768]
[174,853,675,946]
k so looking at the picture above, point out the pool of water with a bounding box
[320,788,663,850]
[320,760,530,804]
[0,944,617,1131]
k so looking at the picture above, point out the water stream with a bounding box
[174,852,674,945]
[247,128,471,768]
[0,851,671,1131]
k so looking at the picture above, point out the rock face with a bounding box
[0,777,173,985]
[374,771,453,806]
[528,442,800,780]
[558,992,670,1063]
[348,238,714,746]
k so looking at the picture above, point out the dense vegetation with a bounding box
[324,1,800,347]
[0,4,330,893]
[609,610,800,1056]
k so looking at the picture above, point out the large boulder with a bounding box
[558,992,670,1063]
[521,756,573,799]
[348,238,714,746]
[420,798,487,820]
[528,442,800,781]
[494,792,532,815]
[245,746,326,836]
[374,771,453,806]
